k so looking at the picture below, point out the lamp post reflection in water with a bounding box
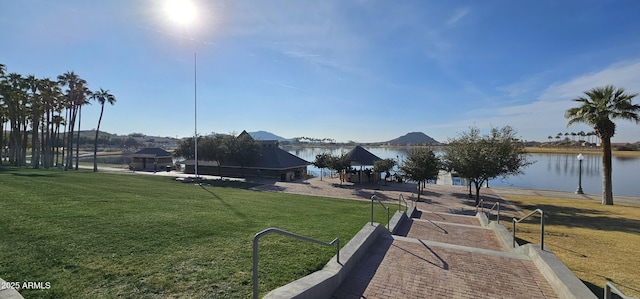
[575,153,584,194]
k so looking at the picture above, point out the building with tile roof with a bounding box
[183,131,310,180]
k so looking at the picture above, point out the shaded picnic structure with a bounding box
[130,148,173,172]
[342,145,382,183]
[183,132,310,181]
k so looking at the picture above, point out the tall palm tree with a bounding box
[565,85,640,205]
[57,71,88,170]
[91,88,116,172]
[39,78,62,168]
[52,115,65,166]
[57,71,79,170]
[74,85,91,170]
[5,73,29,166]
[0,64,6,162]
[25,75,43,168]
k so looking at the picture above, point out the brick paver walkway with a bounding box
[250,177,576,298]
[332,236,557,299]
[398,219,504,251]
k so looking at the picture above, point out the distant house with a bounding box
[183,131,310,181]
[131,148,173,171]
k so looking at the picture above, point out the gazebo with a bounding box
[344,146,382,183]
[131,148,173,171]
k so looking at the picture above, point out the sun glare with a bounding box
[164,0,197,26]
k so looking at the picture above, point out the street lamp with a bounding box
[575,153,584,194]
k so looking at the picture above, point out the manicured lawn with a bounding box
[501,195,640,298]
[0,168,389,298]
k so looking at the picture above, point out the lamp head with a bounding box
[577,153,584,161]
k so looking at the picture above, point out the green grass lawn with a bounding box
[501,195,640,298]
[0,167,390,298]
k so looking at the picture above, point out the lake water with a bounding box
[287,147,640,197]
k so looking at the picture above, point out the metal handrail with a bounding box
[605,279,639,299]
[486,202,501,224]
[252,228,340,299]
[512,209,545,250]
[476,198,484,213]
[371,195,390,229]
[398,194,409,212]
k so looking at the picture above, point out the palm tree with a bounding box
[25,75,43,168]
[38,78,60,168]
[5,73,29,166]
[91,88,116,172]
[74,85,91,170]
[58,71,79,170]
[565,85,640,205]
[0,64,6,161]
[57,71,89,170]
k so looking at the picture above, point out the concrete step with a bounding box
[331,236,558,299]
[414,210,482,226]
[394,217,504,251]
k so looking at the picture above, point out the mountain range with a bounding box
[383,132,441,145]
[248,131,440,145]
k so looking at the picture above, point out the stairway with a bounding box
[331,211,559,298]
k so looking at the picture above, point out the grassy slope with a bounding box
[0,168,389,298]
[502,195,640,298]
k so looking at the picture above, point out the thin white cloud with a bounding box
[538,60,640,102]
[447,7,470,27]
[261,79,301,90]
[439,60,640,141]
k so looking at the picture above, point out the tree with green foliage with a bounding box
[565,85,640,205]
[328,154,351,185]
[373,158,396,185]
[399,148,441,201]
[313,152,333,181]
[173,133,261,177]
[442,126,532,205]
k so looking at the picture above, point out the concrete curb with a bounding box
[515,244,597,299]
[0,279,24,299]
[264,223,388,299]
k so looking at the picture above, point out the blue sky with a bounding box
[3,0,640,143]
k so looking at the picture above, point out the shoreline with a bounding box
[524,146,640,157]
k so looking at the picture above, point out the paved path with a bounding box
[248,176,634,298]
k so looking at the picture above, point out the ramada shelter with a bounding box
[130,148,173,171]
[183,133,310,181]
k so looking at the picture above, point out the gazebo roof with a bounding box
[253,146,310,170]
[345,146,381,166]
[133,148,172,158]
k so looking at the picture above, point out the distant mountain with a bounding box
[249,131,288,141]
[385,132,441,145]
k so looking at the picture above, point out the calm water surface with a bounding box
[287,147,640,197]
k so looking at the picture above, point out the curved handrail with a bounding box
[476,199,500,222]
[605,279,639,299]
[371,195,390,229]
[476,198,484,213]
[512,209,545,250]
[252,228,340,299]
[486,202,501,223]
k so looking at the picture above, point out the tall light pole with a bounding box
[193,52,198,179]
[575,153,584,194]
[164,0,199,178]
